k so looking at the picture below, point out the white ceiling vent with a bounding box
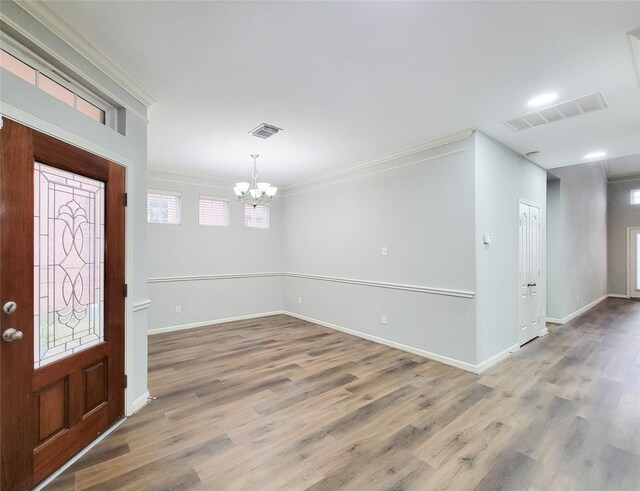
[249,123,283,139]
[505,92,608,132]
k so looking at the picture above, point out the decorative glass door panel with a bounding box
[34,162,105,369]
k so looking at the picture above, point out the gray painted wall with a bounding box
[608,178,640,295]
[474,132,547,363]
[147,170,284,330]
[147,132,552,370]
[1,1,149,412]
[546,163,608,320]
[281,138,479,365]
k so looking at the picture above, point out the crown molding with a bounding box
[629,29,640,88]
[148,165,235,184]
[607,174,640,184]
[281,129,474,191]
[13,0,155,109]
[147,129,474,191]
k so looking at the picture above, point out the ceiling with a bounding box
[38,1,640,187]
[603,154,640,180]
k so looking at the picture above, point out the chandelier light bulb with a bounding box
[233,155,277,206]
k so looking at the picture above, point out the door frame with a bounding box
[628,227,640,298]
[518,198,544,345]
[0,111,137,416]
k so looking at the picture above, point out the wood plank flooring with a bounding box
[48,298,640,490]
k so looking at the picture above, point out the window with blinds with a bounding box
[244,203,270,229]
[199,196,229,226]
[632,189,640,205]
[147,190,181,224]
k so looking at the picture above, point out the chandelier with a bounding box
[233,154,277,207]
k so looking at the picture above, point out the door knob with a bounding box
[2,328,23,342]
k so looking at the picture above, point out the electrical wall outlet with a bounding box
[381,246,388,256]
[298,297,303,305]
[381,314,388,325]
[175,305,181,314]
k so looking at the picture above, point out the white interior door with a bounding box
[518,202,541,345]
[629,227,640,299]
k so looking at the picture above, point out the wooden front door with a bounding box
[0,118,126,490]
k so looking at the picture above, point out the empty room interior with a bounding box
[1,1,639,490]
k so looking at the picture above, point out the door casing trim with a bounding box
[627,227,640,298]
[517,198,544,345]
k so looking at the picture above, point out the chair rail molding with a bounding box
[147,272,475,299]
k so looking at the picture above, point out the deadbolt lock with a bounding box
[2,301,17,314]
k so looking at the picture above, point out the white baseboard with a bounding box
[539,327,549,337]
[475,343,520,374]
[130,390,150,415]
[608,293,630,299]
[283,311,488,374]
[147,310,523,375]
[147,310,285,335]
[546,294,609,325]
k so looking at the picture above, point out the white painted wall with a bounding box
[473,132,547,364]
[546,163,608,320]
[146,170,284,331]
[1,1,149,414]
[608,178,640,295]
[281,137,479,365]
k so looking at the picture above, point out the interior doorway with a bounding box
[518,200,542,345]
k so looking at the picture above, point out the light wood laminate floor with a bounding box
[48,298,640,490]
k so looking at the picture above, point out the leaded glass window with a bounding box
[34,163,105,368]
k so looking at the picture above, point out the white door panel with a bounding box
[630,228,640,299]
[518,202,541,345]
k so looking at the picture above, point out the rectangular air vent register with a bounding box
[505,92,608,132]
[250,123,283,139]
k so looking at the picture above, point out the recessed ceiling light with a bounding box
[527,92,558,107]
[583,151,606,160]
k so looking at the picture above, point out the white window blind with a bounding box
[147,190,181,224]
[631,189,640,205]
[244,203,270,229]
[199,196,229,226]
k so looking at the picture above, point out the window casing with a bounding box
[147,190,181,224]
[245,203,270,229]
[631,189,640,205]
[199,196,229,226]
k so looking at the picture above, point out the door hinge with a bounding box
[124,284,128,298]
[124,374,128,389]
[124,193,128,206]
